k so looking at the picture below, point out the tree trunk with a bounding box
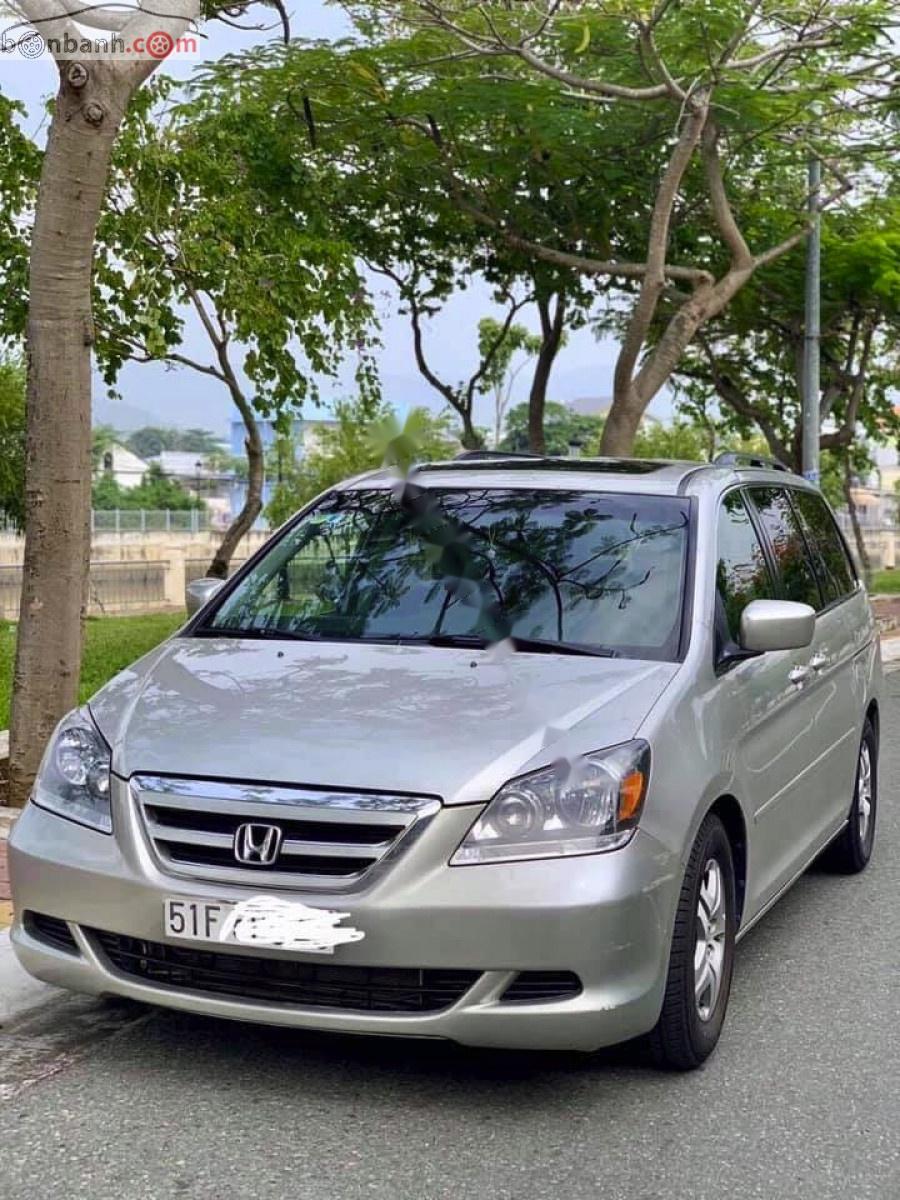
[492,387,504,450]
[207,393,264,579]
[8,66,131,807]
[599,386,645,456]
[459,413,483,451]
[528,292,566,454]
[843,459,871,584]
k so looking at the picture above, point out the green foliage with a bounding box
[500,402,602,456]
[633,418,769,463]
[92,77,379,426]
[870,569,900,595]
[501,401,772,463]
[672,197,900,470]
[126,426,223,459]
[265,400,458,525]
[0,95,40,342]
[2,2,895,480]
[477,318,542,396]
[0,356,25,529]
[205,447,248,479]
[191,33,599,444]
[188,3,895,459]
[631,419,710,462]
[92,463,203,511]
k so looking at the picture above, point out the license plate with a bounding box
[164,898,234,945]
[163,896,366,954]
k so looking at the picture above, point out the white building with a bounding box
[99,443,150,490]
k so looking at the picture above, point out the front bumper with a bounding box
[9,784,681,1051]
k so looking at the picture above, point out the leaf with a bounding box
[348,60,388,101]
[575,25,591,55]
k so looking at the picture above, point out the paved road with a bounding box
[1,691,899,1200]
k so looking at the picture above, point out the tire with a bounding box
[647,813,736,1070]
[823,718,878,874]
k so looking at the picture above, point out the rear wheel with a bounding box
[824,718,877,874]
[647,814,736,1070]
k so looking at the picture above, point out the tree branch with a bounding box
[369,261,462,413]
[695,334,794,465]
[464,292,532,403]
[614,92,711,399]
[638,21,686,101]
[514,43,671,102]
[166,351,228,381]
[701,119,753,268]
[452,194,714,285]
[410,0,671,101]
[722,36,838,72]
[820,319,877,450]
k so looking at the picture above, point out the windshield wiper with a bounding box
[504,635,617,658]
[195,625,324,642]
[381,633,616,658]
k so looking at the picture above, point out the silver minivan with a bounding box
[9,453,881,1069]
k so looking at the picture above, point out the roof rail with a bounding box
[453,450,543,462]
[713,451,791,473]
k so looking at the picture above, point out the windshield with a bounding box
[201,487,691,661]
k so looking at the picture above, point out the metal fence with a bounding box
[88,561,168,612]
[0,560,169,621]
[1,510,251,536]
[91,509,214,534]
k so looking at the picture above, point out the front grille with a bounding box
[88,929,480,1013]
[24,911,80,955]
[134,775,440,890]
[500,971,583,1004]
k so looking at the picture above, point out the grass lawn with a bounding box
[870,570,900,595]
[0,611,185,731]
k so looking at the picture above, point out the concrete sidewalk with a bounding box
[0,929,63,1026]
[0,815,64,1024]
[0,791,48,1024]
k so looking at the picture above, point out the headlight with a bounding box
[32,707,113,833]
[450,740,650,865]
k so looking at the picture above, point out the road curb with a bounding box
[0,929,63,1026]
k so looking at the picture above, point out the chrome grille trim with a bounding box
[132,775,441,891]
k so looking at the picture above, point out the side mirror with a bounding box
[186,577,225,617]
[740,599,815,653]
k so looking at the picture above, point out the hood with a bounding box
[90,637,679,806]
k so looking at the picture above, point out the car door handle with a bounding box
[809,653,829,672]
[789,665,814,687]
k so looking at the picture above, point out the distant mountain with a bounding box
[92,395,163,433]
[91,362,233,437]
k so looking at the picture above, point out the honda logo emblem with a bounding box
[234,822,283,867]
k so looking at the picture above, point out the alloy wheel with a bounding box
[857,740,873,851]
[694,858,727,1023]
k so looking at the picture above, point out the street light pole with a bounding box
[802,157,822,482]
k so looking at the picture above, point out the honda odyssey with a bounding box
[8,452,881,1068]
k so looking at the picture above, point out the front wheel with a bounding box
[647,814,736,1070]
[824,718,878,874]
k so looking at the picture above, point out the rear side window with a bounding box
[747,487,821,609]
[716,491,776,646]
[791,489,856,605]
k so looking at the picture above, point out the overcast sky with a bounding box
[1,1,670,439]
